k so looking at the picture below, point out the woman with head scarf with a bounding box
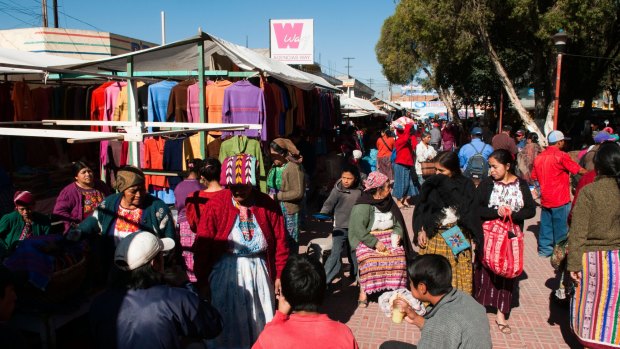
[348,171,408,307]
[193,154,290,348]
[53,161,111,234]
[268,138,305,254]
[76,166,177,284]
[0,191,51,258]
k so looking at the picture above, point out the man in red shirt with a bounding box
[253,254,359,349]
[531,131,586,257]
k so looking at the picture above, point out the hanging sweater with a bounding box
[222,80,267,141]
[166,80,194,123]
[205,80,232,127]
[219,136,267,193]
[147,81,178,132]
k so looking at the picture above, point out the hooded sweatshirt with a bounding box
[319,179,362,229]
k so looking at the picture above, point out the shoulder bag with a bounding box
[481,214,524,278]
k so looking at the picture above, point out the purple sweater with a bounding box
[53,181,111,233]
[173,179,203,222]
[222,80,267,140]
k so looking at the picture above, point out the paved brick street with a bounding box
[302,206,582,349]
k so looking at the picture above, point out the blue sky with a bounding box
[0,0,398,97]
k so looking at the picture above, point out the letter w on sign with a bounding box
[273,23,303,49]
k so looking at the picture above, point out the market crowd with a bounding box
[0,115,619,349]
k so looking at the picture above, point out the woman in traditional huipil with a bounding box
[475,149,536,334]
[568,142,620,349]
[194,154,289,348]
[349,171,407,307]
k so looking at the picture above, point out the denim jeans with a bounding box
[538,203,571,257]
[324,228,358,284]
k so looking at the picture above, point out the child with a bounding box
[252,254,358,349]
[319,165,363,286]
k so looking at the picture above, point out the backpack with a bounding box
[463,143,489,179]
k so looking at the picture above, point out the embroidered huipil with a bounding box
[222,80,267,141]
[488,179,524,212]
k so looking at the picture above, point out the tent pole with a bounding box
[127,56,140,167]
[198,39,206,159]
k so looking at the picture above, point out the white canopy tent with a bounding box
[55,32,339,91]
[0,31,342,168]
[340,96,388,117]
[0,47,87,75]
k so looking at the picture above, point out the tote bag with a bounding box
[481,215,524,278]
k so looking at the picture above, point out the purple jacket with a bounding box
[53,181,111,233]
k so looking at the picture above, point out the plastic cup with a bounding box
[392,308,406,324]
[391,234,399,248]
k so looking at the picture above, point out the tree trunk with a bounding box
[478,26,547,146]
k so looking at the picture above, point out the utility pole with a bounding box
[42,0,48,27]
[367,78,373,89]
[52,0,59,28]
[343,57,355,77]
[389,82,393,101]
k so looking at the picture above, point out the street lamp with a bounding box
[552,29,568,130]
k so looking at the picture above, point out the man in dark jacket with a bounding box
[90,231,222,349]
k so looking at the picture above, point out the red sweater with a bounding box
[193,189,289,289]
[252,311,359,349]
[394,124,418,166]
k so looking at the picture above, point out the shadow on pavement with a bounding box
[320,282,359,323]
[545,275,581,349]
[378,340,417,349]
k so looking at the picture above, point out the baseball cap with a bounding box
[471,127,483,135]
[516,129,525,136]
[547,130,570,143]
[593,131,615,144]
[114,231,175,271]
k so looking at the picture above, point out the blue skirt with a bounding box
[393,163,418,198]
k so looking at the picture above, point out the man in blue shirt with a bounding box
[458,127,494,169]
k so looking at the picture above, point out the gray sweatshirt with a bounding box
[319,180,362,229]
[419,289,492,349]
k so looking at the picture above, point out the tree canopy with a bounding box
[377,0,620,139]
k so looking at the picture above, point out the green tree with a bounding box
[377,0,620,144]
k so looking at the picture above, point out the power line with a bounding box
[28,0,102,31]
[343,57,355,78]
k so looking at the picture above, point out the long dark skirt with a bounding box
[474,264,515,315]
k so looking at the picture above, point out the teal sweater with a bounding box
[78,193,175,239]
[348,204,403,250]
[0,211,51,257]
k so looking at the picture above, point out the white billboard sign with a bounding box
[270,19,314,65]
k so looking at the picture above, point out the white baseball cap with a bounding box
[547,130,570,143]
[114,231,175,271]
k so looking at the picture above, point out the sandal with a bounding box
[357,299,369,308]
[495,321,512,334]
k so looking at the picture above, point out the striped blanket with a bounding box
[356,229,407,294]
[571,250,620,349]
